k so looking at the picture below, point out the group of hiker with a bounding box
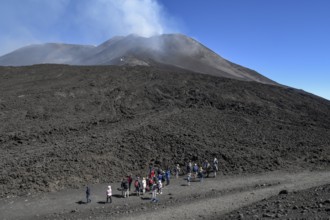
[85,157,219,204]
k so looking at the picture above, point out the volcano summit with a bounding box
[0,34,276,85]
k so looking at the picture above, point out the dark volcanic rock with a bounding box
[0,64,329,197]
[279,189,289,195]
[222,184,330,219]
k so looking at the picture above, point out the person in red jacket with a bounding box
[149,169,155,179]
[127,174,133,192]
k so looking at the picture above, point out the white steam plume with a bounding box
[0,0,178,56]
[84,0,166,37]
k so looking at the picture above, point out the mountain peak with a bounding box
[0,33,276,85]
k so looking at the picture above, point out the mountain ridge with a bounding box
[0,34,277,85]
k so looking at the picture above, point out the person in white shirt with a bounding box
[106,185,112,203]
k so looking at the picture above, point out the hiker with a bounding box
[147,177,154,192]
[86,186,91,203]
[175,164,181,179]
[161,171,166,183]
[198,167,204,182]
[157,167,163,176]
[142,177,147,194]
[202,160,207,169]
[150,168,155,179]
[148,162,153,176]
[165,169,171,185]
[121,178,129,198]
[158,172,163,184]
[127,175,133,192]
[203,160,211,178]
[157,180,163,195]
[186,161,192,174]
[213,157,219,177]
[121,179,124,197]
[134,177,141,196]
[193,163,199,178]
[106,185,112,203]
[187,173,191,186]
[151,182,158,202]
[151,176,155,184]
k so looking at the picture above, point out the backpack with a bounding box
[134,180,140,188]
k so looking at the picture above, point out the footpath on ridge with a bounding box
[1,170,330,219]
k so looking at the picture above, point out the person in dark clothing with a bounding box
[158,172,163,184]
[121,178,129,198]
[165,169,171,185]
[86,186,91,203]
[151,182,159,202]
[202,160,211,178]
[134,178,141,196]
[193,164,199,178]
[149,163,153,176]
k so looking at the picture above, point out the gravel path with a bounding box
[1,170,330,219]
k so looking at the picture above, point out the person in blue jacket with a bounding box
[165,169,171,185]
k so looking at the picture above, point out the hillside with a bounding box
[0,64,329,197]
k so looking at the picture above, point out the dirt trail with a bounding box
[117,170,330,220]
[0,170,329,220]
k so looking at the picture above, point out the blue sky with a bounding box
[162,1,330,100]
[0,0,329,100]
